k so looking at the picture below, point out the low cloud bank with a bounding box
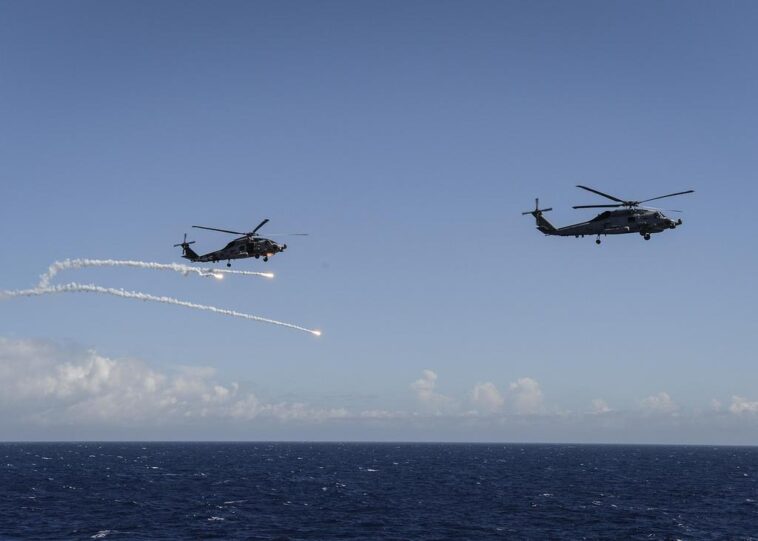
[3,338,758,443]
[0,337,345,427]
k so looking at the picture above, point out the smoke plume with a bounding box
[1,282,321,336]
[38,258,273,288]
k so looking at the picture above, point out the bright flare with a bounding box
[311,330,322,337]
[213,273,224,280]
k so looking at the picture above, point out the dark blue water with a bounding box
[1,443,757,540]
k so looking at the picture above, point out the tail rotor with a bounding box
[522,198,552,217]
[522,197,557,234]
[173,233,196,248]
[174,233,199,260]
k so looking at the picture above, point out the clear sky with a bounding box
[1,0,757,443]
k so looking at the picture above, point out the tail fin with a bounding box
[522,198,556,234]
[174,234,199,260]
[182,244,199,260]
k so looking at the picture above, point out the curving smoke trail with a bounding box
[1,282,321,336]
[38,259,274,288]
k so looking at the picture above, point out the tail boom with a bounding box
[181,245,199,260]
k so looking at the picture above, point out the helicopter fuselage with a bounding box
[523,185,693,243]
[175,218,305,265]
[547,208,679,237]
[182,236,286,264]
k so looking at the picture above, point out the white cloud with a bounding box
[471,382,504,413]
[358,409,409,419]
[508,377,544,414]
[590,398,611,414]
[0,337,346,426]
[641,392,678,414]
[7,338,758,444]
[410,369,452,412]
[411,369,438,401]
[729,396,758,414]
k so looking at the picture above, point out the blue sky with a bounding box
[1,1,757,442]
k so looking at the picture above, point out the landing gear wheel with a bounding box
[595,239,601,245]
[263,256,268,262]
[644,234,651,241]
[227,262,231,267]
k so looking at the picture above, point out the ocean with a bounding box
[1,442,756,540]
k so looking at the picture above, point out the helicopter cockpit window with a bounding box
[590,211,612,222]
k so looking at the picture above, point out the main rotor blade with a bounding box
[192,225,246,235]
[641,206,683,212]
[264,233,309,237]
[575,185,625,203]
[639,190,694,203]
[250,219,270,235]
[572,204,624,209]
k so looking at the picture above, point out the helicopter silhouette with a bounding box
[523,185,694,244]
[174,219,307,266]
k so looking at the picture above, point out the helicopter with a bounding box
[523,185,694,244]
[174,219,307,266]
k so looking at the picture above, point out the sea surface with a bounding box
[1,443,757,540]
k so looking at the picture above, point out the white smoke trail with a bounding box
[38,259,274,288]
[1,282,321,336]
